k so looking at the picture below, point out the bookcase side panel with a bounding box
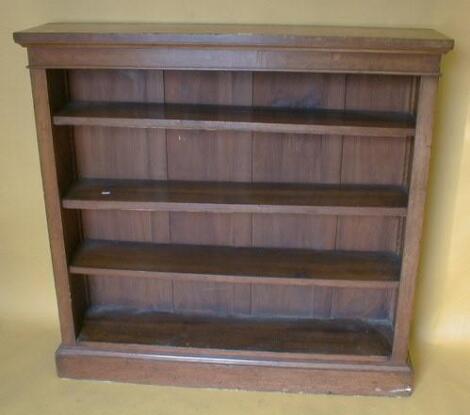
[30,69,84,344]
[392,76,439,362]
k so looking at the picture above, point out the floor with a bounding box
[1,317,469,415]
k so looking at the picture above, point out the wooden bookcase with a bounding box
[14,23,453,396]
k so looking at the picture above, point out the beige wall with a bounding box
[1,0,468,345]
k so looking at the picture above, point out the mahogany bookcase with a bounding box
[14,23,453,396]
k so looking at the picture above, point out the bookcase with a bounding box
[14,23,453,396]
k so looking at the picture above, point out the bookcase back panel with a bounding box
[68,69,416,188]
[87,275,396,322]
[74,126,167,180]
[65,67,408,343]
[81,202,399,321]
[68,69,165,102]
[73,127,412,186]
[69,69,167,181]
[66,67,412,329]
[341,74,416,187]
[340,136,412,185]
[252,133,342,184]
[80,210,402,253]
[166,130,253,182]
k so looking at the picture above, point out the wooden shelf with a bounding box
[54,101,416,137]
[79,306,392,359]
[63,179,408,216]
[70,240,401,288]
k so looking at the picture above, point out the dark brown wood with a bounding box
[56,344,413,395]
[25,46,445,75]
[14,23,453,52]
[70,239,401,288]
[14,22,453,396]
[392,76,439,362]
[63,179,408,216]
[85,275,396,321]
[78,306,392,357]
[29,69,85,345]
[16,24,451,75]
[53,101,415,137]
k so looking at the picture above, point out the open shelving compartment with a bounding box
[58,68,412,361]
[14,23,453,396]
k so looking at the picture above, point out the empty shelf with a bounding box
[63,179,408,216]
[70,240,401,288]
[79,306,392,359]
[54,101,416,137]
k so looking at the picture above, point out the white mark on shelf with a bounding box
[101,190,111,195]
[376,386,412,395]
[389,386,413,394]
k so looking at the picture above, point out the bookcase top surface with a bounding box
[14,22,453,53]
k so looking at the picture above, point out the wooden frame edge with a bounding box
[392,76,439,362]
[26,47,442,76]
[56,345,413,396]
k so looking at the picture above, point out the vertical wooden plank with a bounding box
[164,71,253,315]
[165,70,252,182]
[164,70,252,105]
[69,69,167,181]
[252,72,345,184]
[173,281,251,316]
[392,76,439,362]
[336,216,401,252]
[339,74,416,254]
[252,73,345,254]
[88,275,173,311]
[331,288,394,320]
[81,210,171,244]
[150,213,172,243]
[166,129,252,182]
[252,214,336,249]
[74,126,153,179]
[30,69,79,344]
[170,211,251,315]
[82,210,172,309]
[252,133,341,183]
[70,69,171,310]
[252,72,345,109]
[81,210,153,242]
[170,212,252,247]
[340,137,409,185]
[312,287,334,318]
[251,285,313,318]
[341,75,416,185]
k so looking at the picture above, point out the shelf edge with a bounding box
[69,266,400,289]
[62,199,408,217]
[53,115,415,137]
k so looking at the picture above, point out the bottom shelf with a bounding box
[78,306,392,360]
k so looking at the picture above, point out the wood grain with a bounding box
[392,76,439,362]
[56,344,413,395]
[14,22,453,53]
[56,343,413,395]
[79,306,392,357]
[70,239,401,288]
[15,22,453,395]
[63,179,408,216]
[54,101,415,137]
[29,69,84,345]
